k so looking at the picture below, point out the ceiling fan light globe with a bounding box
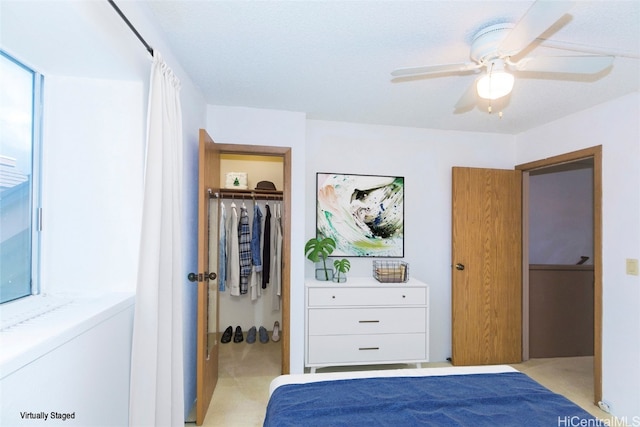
[476,72,514,100]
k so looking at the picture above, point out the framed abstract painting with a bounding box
[316,172,404,257]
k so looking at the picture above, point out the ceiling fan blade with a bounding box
[498,0,574,56]
[391,62,480,77]
[454,79,479,111]
[537,39,640,59]
[513,55,614,74]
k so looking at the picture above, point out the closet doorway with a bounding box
[216,151,286,368]
[195,130,291,425]
[517,146,602,404]
[214,143,291,374]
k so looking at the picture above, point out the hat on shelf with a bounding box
[255,180,276,191]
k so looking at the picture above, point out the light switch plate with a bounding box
[626,258,639,276]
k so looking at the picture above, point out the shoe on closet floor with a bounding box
[221,326,233,344]
[272,321,281,342]
[259,326,269,343]
[233,326,244,343]
[246,326,257,344]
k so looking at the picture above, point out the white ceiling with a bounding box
[2,1,637,135]
[143,0,639,135]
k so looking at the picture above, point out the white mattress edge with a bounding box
[269,365,518,396]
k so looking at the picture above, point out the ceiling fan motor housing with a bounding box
[470,23,514,64]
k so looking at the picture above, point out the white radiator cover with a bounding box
[0,293,135,426]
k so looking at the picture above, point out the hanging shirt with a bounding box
[272,203,283,311]
[238,206,251,295]
[268,202,277,291]
[250,203,263,301]
[251,203,263,271]
[218,201,227,292]
[262,204,272,289]
[227,203,240,296]
[250,266,259,301]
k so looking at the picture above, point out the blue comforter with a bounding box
[263,372,596,426]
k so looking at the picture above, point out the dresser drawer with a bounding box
[308,307,426,335]
[307,333,427,365]
[307,287,426,307]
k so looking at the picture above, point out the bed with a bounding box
[264,365,596,426]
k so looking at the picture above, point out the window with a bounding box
[0,51,42,304]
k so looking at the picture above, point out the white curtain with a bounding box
[129,51,185,427]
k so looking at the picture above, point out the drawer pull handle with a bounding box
[402,295,406,298]
[358,347,379,351]
[358,320,380,323]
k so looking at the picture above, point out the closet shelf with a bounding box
[212,188,283,200]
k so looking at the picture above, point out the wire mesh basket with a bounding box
[373,260,409,283]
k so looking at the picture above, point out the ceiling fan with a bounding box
[391,0,616,111]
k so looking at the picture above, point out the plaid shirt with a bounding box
[238,207,252,294]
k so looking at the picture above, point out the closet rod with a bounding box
[107,0,154,57]
[212,191,283,201]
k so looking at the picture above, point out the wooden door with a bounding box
[196,129,221,425]
[451,167,522,365]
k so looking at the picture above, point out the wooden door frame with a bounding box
[213,142,291,375]
[196,130,220,425]
[516,145,602,404]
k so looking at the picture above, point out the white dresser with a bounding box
[305,277,429,373]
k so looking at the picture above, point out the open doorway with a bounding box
[216,153,284,378]
[192,131,292,425]
[212,145,292,377]
[528,159,594,358]
[517,146,602,405]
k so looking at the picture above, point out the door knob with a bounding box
[187,272,217,282]
[455,263,465,271]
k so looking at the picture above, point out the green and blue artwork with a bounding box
[316,173,404,257]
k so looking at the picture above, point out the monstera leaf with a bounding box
[305,237,336,280]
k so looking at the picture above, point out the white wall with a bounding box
[41,76,145,294]
[207,105,307,373]
[306,120,516,363]
[529,168,594,264]
[516,92,640,419]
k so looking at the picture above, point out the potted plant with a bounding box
[304,236,336,281]
[333,258,351,283]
